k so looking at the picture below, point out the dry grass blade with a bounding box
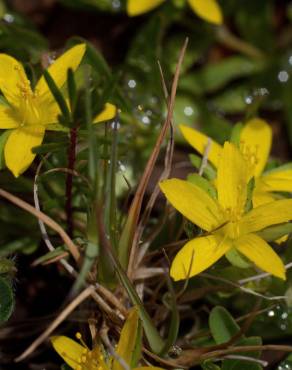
[126,38,189,277]
[0,188,80,263]
[15,285,95,362]
[34,158,75,274]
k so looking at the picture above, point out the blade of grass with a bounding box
[118,38,189,270]
[96,203,165,354]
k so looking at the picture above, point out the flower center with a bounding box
[14,64,42,126]
[217,208,242,240]
[240,141,259,176]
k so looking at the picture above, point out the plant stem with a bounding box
[66,126,78,238]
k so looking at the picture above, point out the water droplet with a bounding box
[142,115,150,125]
[268,310,275,317]
[245,96,253,104]
[183,106,194,117]
[47,52,57,66]
[288,55,292,65]
[112,0,121,10]
[282,312,288,319]
[118,161,126,172]
[3,13,14,23]
[128,79,136,89]
[278,70,289,83]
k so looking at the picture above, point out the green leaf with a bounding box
[0,258,15,275]
[202,360,221,370]
[114,263,165,354]
[159,276,180,356]
[187,173,217,199]
[189,154,216,180]
[130,314,143,368]
[67,68,77,115]
[211,86,249,114]
[43,69,71,123]
[245,177,255,213]
[0,238,38,257]
[32,247,67,266]
[209,306,240,345]
[225,248,251,269]
[230,122,243,147]
[0,276,14,323]
[180,56,264,95]
[257,223,292,242]
[221,336,262,370]
[0,130,10,169]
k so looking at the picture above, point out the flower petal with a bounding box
[127,0,166,16]
[94,103,117,123]
[188,0,223,25]
[4,126,45,177]
[36,44,86,100]
[180,124,222,168]
[240,199,292,234]
[160,178,224,231]
[0,105,19,128]
[170,235,231,281]
[113,307,139,370]
[51,336,84,370]
[240,118,272,177]
[0,53,30,106]
[259,169,292,193]
[217,142,248,213]
[252,190,276,208]
[236,233,285,279]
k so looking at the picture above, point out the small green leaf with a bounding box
[189,154,216,180]
[230,122,243,147]
[32,247,67,266]
[202,360,221,370]
[0,130,10,169]
[67,68,77,115]
[226,248,251,269]
[0,258,15,275]
[222,336,262,370]
[187,173,217,199]
[209,306,240,345]
[180,56,263,95]
[245,177,255,213]
[0,276,14,323]
[257,223,292,242]
[43,69,71,123]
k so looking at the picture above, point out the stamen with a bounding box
[75,332,90,350]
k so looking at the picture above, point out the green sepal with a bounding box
[230,122,243,147]
[0,130,10,169]
[187,173,217,199]
[225,248,251,269]
[257,222,292,242]
[67,68,77,117]
[0,276,14,323]
[43,69,71,123]
[245,177,255,213]
[189,154,217,180]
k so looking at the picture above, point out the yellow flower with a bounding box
[52,307,164,370]
[127,0,223,25]
[180,118,292,207]
[0,44,116,177]
[160,142,292,281]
